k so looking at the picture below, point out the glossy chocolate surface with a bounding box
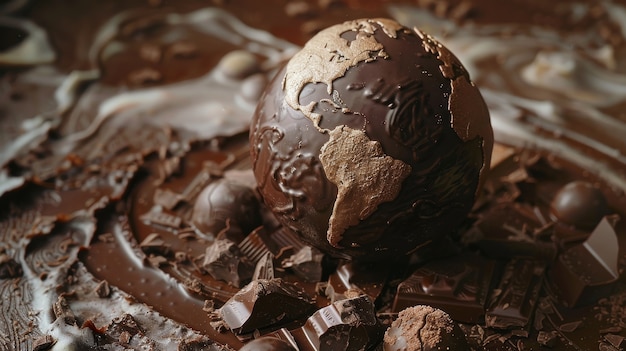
[251,18,492,261]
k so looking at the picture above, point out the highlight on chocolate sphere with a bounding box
[250,18,493,261]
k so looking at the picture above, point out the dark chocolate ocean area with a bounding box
[1,0,626,350]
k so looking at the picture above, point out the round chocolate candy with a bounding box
[384,305,469,351]
[550,180,609,230]
[250,18,492,261]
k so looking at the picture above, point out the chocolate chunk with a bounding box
[282,246,324,283]
[325,261,388,303]
[106,314,144,342]
[537,330,559,348]
[252,252,276,280]
[392,253,497,323]
[202,239,255,288]
[240,336,296,351]
[467,203,556,260]
[548,216,620,307]
[52,295,76,325]
[0,254,23,279]
[550,181,610,230]
[486,258,545,330]
[384,305,468,351]
[238,226,273,264]
[220,278,316,338]
[605,334,626,349]
[290,295,383,351]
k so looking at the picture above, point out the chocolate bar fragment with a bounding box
[290,295,384,351]
[220,278,316,339]
[202,239,254,288]
[486,258,545,329]
[325,261,389,303]
[392,253,497,323]
[548,216,620,307]
[467,203,556,261]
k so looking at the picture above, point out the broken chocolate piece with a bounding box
[486,258,544,330]
[252,252,276,280]
[282,246,324,283]
[548,216,620,307]
[392,253,497,323]
[53,295,76,325]
[202,239,254,288]
[220,278,316,338]
[325,261,388,303]
[290,295,383,351]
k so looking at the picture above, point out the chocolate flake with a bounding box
[558,320,582,333]
[536,330,559,348]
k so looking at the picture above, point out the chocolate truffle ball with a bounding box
[191,178,261,240]
[250,18,492,261]
[550,181,609,230]
[384,305,468,351]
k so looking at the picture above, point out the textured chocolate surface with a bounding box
[2,0,626,350]
[251,18,492,261]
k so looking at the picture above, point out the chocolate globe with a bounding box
[250,18,493,261]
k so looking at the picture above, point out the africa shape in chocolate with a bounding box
[250,18,493,261]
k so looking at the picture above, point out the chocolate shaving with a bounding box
[94,280,111,298]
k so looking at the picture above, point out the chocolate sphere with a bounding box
[384,305,468,351]
[550,181,609,230]
[250,18,492,261]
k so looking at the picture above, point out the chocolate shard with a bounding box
[548,216,620,307]
[52,295,76,325]
[219,278,316,338]
[486,258,545,330]
[238,226,273,264]
[106,314,144,342]
[283,246,324,283]
[203,239,255,288]
[325,261,388,303]
[392,253,497,323]
[252,252,276,281]
[290,295,384,351]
